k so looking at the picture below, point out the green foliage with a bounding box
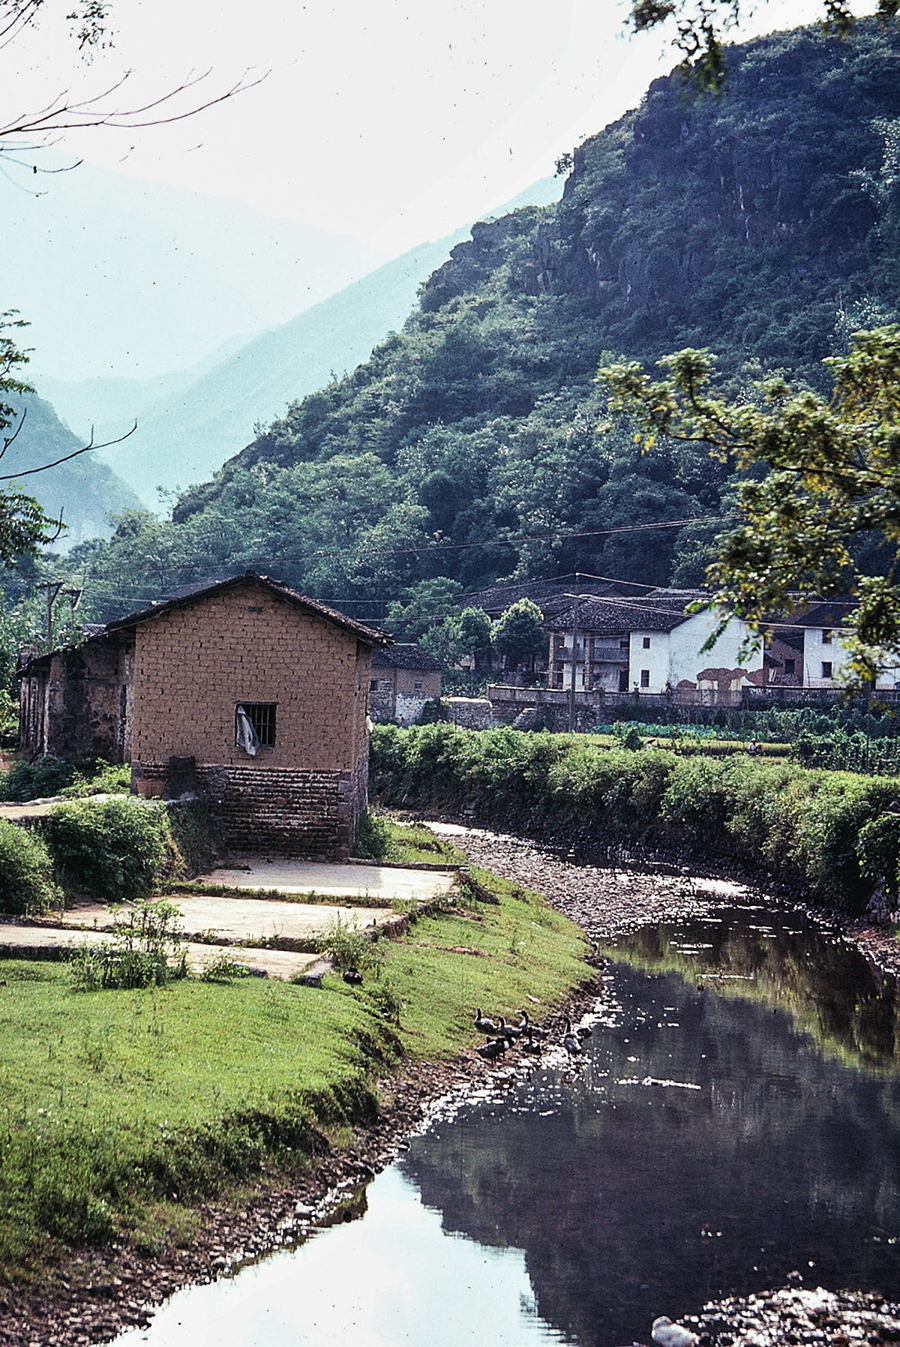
[601,328,900,679]
[69,899,187,990]
[198,950,253,982]
[0,817,61,914]
[0,756,78,801]
[351,808,397,862]
[492,598,545,666]
[0,757,129,803]
[371,723,900,910]
[44,797,179,899]
[316,915,383,976]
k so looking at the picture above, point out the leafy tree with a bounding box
[384,578,463,644]
[599,328,900,678]
[456,606,493,662]
[492,598,546,668]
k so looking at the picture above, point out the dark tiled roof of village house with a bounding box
[105,571,392,646]
[371,643,443,671]
[549,589,712,634]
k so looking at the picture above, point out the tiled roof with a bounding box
[548,589,712,634]
[105,571,392,647]
[371,643,443,671]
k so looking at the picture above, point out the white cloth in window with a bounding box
[235,704,260,756]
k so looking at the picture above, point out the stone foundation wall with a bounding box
[133,760,359,860]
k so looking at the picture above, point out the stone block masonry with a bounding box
[134,762,356,860]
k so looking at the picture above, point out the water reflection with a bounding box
[112,902,900,1347]
[113,1166,567,1347]
[402,906,900,1346]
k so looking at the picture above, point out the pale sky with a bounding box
[5,0,836,258]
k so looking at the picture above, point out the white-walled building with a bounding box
[546,590,764,698]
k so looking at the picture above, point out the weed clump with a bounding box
[44,796,179,899]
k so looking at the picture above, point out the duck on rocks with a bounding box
[475,1037,507,1060]
[561,1016,583,1056]
[651,1315,699,1347]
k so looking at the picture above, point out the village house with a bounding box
[18,572,391,860]
[546,590,765,701]
[368,644,442,726]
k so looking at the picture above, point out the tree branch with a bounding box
[0,420,137,481]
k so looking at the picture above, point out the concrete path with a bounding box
[0,922,321,980]
[54,893,394,944]
[0,858,458,980]
[194,856,458,903]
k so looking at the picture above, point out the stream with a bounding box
[112,895,900,1347]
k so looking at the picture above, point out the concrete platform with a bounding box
[54,892,394,945]
[194,856,458,904]
[0,922,321,980]
[0,859,458,981]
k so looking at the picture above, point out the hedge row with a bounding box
[370,724,900,912]
[0,797,211,916]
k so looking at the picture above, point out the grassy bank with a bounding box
[371,724,900,910]
[0,825,589,1288]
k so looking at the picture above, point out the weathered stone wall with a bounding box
[19,634,133,762]
[444,697,493,730]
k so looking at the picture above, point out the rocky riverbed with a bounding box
[3,822,900,1347]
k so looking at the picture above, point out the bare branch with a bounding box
[0,420,137,481]
[0,401,26,460]
[0,67,267,143]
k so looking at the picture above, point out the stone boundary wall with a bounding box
[134,761,356,860]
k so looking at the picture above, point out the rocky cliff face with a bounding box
[420,21,900,379]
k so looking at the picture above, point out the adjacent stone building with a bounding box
[19,573,391,860]
[369,644,442,726]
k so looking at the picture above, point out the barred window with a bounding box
[236,702,276,749]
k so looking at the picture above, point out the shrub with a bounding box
[45,797,177,899]
[0,757,77,801]
[0,818,61,914]
[316,915,383,976]
[69,899,187,990]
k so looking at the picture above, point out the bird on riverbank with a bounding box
[651,1315,699,1347]
[523,1028,544,1057]
[475,1037,507,1059]
[474,1008,499,1034]
[518,1011,549,1039]
[561,1016,583,1056]
[497,1015,523,1044]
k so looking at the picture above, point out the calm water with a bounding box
[115,900,900,1347]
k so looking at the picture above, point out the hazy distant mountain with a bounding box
[2,158,382,385]
[1,395,140,549]
[75,176,563,504]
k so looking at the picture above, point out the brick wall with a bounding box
[134,761,357,859]
[131,583,366,772]
[129,581,373,858]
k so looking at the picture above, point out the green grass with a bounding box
[0,824,589,1286]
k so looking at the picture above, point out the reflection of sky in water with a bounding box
[113,1166,566,1347]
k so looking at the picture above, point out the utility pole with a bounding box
[568,595,581,734]
[35,581,83,650]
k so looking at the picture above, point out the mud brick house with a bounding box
[369,644,442,726]
[19,573,391,859]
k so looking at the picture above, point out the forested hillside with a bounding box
[56,21,900,626]
[2,395,139,549]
